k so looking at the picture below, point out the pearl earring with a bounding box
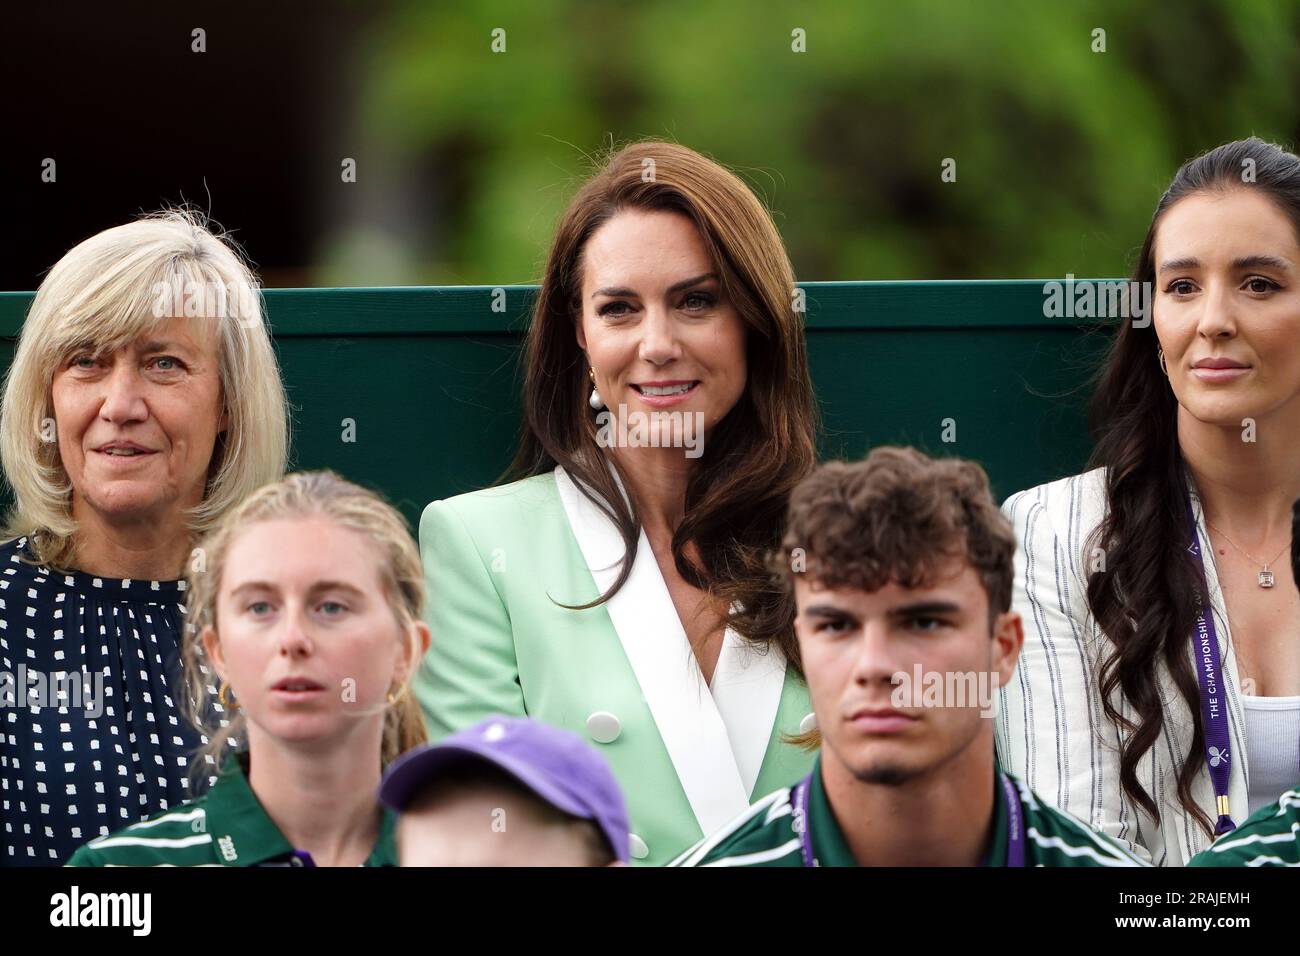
[588,368,604,410]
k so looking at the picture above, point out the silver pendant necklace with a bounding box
[1204,518,1289,589]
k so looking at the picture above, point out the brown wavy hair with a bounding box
[771,447,1015,618]
[1292,497,1300,593]
[509,140,819,666]
[1086,137,1300,837]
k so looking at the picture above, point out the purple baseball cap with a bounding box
[379,715,631,863]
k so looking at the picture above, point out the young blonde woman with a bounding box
[67,471,429,867]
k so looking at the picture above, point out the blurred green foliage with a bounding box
[318,0,1300,285]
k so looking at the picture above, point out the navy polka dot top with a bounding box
[0,536,212,866]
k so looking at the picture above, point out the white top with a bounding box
[1240,695,1300,816]
[553,465,788,837]
[996,466,1251,866]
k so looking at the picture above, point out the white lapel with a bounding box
[711,624,787,796]
[554,464,785,834]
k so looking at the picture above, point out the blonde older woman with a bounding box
[0,210,288,866]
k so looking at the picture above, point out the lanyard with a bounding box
[1000,772,1026,868]
[1185,497,1238,835]
[791,770,1026,866]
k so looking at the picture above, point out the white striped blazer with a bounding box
[995,466,1250,867]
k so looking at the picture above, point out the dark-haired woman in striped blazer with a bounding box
[997,138,1300,866]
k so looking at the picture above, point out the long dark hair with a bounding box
[1292,497,1300,595]
[1087,137,1300,836]
[510,140,819,667]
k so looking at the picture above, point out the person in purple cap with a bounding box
[379,715,630,866]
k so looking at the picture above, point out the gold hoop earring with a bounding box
[1158,348,1168,375]
[218,681,239,711]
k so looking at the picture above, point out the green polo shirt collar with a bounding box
[984,765,1010,867]
[205,756,397,867]
[808,754,1012,867]
[807,755,858,867]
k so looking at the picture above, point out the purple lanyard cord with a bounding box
[1185,496,1238,835]
[793,770,1026,866]
[792,775,815,867]
[1000,773,1026,868]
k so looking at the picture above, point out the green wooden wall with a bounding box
[0,282,1114,530]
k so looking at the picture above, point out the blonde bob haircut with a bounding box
[0,209,289,570]
[181,470,428,775]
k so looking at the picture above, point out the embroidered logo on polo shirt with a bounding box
[217,835,238,862]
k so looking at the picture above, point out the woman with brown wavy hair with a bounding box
[412,140,819,865]
[997,137,1300,865]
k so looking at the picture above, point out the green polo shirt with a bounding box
[65,757,396,868]
[669,755,1148,867]
[1187,787,1300,867]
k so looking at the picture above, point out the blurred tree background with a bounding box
[320,0,1300,285]
[4,0,1300,289]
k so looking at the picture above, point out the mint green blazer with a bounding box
[412,466,815,865]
